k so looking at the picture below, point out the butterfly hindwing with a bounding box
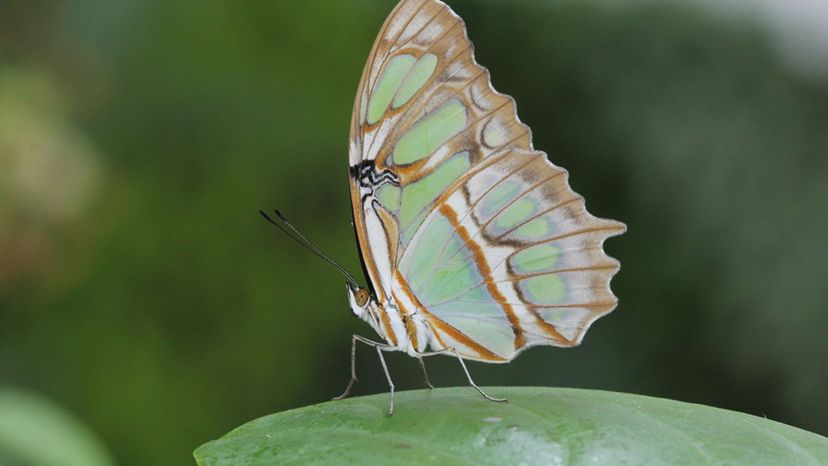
[349,0,625,361]
[398,149,624,360]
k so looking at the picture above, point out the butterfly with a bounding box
[316,0,625,415]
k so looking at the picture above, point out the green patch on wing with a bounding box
[402,213,454,293]
[393,99,467,165]
[511,216,555,241]
[400,152,470,244]
[415,250,481,304]
[519,275,566,304]
[367,54,416,125]
[493,197,537,232]
[375,184,400,212]
[510,244,560,274]
[478,180,522,219]
[393,54,438,109]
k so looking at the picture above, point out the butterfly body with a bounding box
[347,283,432,357]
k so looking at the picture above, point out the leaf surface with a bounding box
[194,387,828,465]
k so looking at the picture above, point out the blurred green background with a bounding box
[1,0,826,464]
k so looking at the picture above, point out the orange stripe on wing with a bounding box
[529,312,572,345]
[439,204,527,349]
[404,315,419,352]
[377,305,398,347]
[394,270,506,362]
[425,315,507,362]
[392,293,420,352]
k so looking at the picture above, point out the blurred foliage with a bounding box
[0,0,826,465]
[0,387,115,466]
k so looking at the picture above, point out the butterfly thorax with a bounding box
[347,283,432,357]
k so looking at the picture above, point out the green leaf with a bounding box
[194,387,828,466]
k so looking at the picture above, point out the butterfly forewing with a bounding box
[349,0,625,361]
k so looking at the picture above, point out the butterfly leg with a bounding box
[417,348,507,403]
[451,349,507,403]
[417,357,435,390]
[375,346,396,416]
[333,334,388,401]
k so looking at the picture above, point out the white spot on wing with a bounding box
[483,117,509,148]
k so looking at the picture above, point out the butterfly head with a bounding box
[346,283,374,318]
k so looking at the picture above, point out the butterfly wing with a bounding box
[349,0,624,361]
[349,0,531,300]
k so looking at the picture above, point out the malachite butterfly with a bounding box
[333,0,625,414]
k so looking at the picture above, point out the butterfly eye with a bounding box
[355,288,370,307]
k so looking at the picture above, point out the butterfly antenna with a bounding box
[259,210,360,288]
